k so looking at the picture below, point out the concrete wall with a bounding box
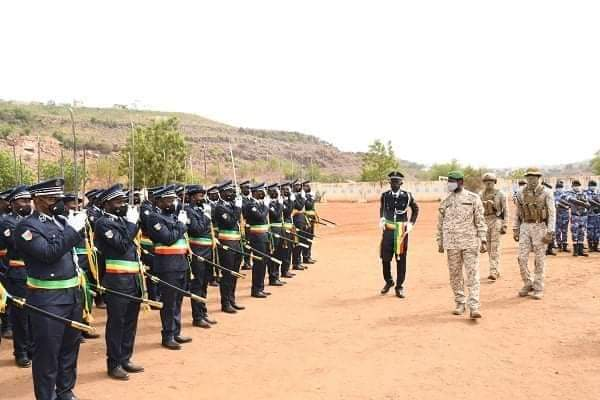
[313,176,600,203]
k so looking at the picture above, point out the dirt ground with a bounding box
[2,202,600,400]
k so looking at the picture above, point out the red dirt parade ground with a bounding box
[1,202,599,400]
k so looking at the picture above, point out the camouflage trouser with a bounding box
[555,210,570,245]
[446,248,480,311]
[587,213,600,242]
[517,222,547,292]
[571,215,587,244]
[485,216,501,275]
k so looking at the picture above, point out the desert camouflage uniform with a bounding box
[436,190,487,311]
[513,185,556,292]
[479,188,508,277]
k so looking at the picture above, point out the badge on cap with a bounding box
[153,223,161,231]
[3,229,10,237]
[21,230,32,241]
[222,214,228,220]
[104,230,114,239]
[252,207,257,212]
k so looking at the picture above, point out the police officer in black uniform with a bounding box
[279,182,295,278]
[266,183,286,286]
[291,180,308,270]
[379,171,419,298]
[0,185,33,367]
[16,178,88,400]
[185,184,217,328]
[140,186,162,304]
[239,180,252,270]
[243,183,272,298]
[205,185,220,287]
[302,180,317,264]
[146,185,192,350]
[0,188,13,340]
[94,184,145,380]
[214,181,245,313]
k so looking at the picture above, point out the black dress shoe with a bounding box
[108,366,130,380]
[380,282,394,295]
[241,264,252,270]
[395,287,405,298]
[252,292,268,298]
[193,319,211,329]
[281,272,295,278]
[222,304,237,314]
[303,258,317,264]
[292,265,305,270]
[270,280,285,286]
[122,361,145,373]
[209,281,219,287]
[83,331,100,339]
[1,329,13,339]
[262,290,272,296]
[231,303,245,310]
[174,335,192,344]
[203,316,217,325]
[161,339,182,350]
[15,356,31,368]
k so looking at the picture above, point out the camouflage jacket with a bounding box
[436,189,487,250]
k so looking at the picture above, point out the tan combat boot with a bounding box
[518,285,533,297]
[531,290,544,300]
[470,309,482,319]
[453,303,466,315]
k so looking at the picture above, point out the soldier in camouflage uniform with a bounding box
[437,171,487,319]
[554,180,570,252]
[513,168,556,299]
[479,173,508,281]
[566,180,589,257]
[585,180,600,252]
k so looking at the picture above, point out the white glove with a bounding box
[125,206,139,224]
[406,222,414,233]
[234,197,243,208]
[67,212,87,232]
[264,197,271,207]
[177,210,189,225]
[278,196,284,205]
[300,190,306,199]
[203,204,212,218]
[290,193,296,201]
[379,218,386,229]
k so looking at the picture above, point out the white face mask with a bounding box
[447,182,458,192]
[573,186,581,192]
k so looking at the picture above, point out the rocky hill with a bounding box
[0,100,364,182]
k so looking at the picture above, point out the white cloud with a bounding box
[1,0,599,168]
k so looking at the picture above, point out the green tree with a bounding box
[508,168,526,179]
[360,139,400,184]
[427,159,462,181]
[39,159,86,193]
[0,150,35,188]
[591,150,600,175]
[119,117,189,188]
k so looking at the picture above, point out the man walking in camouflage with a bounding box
[437,171,487,319]
[479,173,508,281]
[513,168,556,300]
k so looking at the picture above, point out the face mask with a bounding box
[447,182,458,192]
[114,204,128,217]
[16,205,32,217]
[573,186,581,192]
[50,199,67,217]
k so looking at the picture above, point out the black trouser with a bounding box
[249,234,268,294]
[243,227,252,266]
[1,271,13,337]
[30,300,82,400]
[280,235,292,276]
[218,243,242,307]
[156,271,186,341]
[381,230,409,288]
[104,286,141,370]
[141,250,160,302]
[189,255,210,320]
[302,221,315,261]
[7,277,32,359]
[269,232,284,282]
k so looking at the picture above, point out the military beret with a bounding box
[447,171,464,180]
